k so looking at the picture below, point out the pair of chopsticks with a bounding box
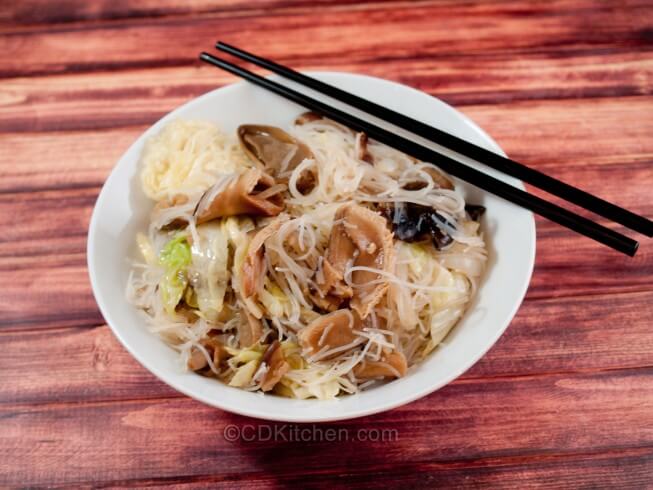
[200,42,652,256]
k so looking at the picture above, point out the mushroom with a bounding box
[194,168,284,224]
[187,337,227,372]
[356,132,374,164]
[241,216,287,298]
[317,203,395,319]
[285,229,319,270]
[238,309,263,348]
[422,166,454,190]
[309,290,343,313]
[465,204,486,221]
[260,340,291,392]
[238,124,315,192]
[294,112,322,125]
[298,309,360,360]
[402,166,454,191]
[353,351,407,379]
[381,202,454,250]
[295,112,373,164]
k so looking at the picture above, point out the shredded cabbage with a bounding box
[189,223,230,322]
[158,234,191,315]
[229,359,260,387]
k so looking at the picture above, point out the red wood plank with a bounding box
[0,291,651,405]
[0,369,651,486]
[2,97,652,204]
[99,449,653,489]
[0,50,651,133]
[0,0,652,77]
[0,0,405,25]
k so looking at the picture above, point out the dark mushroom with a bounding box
[465,204,486,221]
[381,202,455,250]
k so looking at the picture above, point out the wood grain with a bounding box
[0,0,404,25]
[94,449,653,488]
[0,290,651,406]
[1,50,652,133]
[1,369,652,486]
[1,0,652,487]
[1,0,653,77]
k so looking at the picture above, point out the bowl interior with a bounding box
[88,72,535,422]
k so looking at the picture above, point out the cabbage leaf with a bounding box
[158,234,192,315]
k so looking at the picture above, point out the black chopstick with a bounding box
[199,52,639,256]
[216,41,653,239]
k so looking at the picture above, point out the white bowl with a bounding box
[88,72,535,422]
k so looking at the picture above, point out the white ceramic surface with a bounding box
[87,72,536,422]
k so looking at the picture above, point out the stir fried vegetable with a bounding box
[158,234,192,315]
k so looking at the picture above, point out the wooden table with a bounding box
[1,1,652,487]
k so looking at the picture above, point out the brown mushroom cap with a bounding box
[298,309,360,360]
[317,203,395,319]
[294,112,353,134]
[238,124,316,193]
[353,351,407,379]
[187,338,227,372]
[238,125,312,174]
[194,168,284,224]
[260,340,291,392]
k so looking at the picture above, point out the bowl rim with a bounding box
[87,71,536,422]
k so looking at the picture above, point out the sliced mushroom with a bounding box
[238,309,263,348]
[260,340,291,392]
[187,337,227,371]
[238,124,316,193]
[309,290,343,313]
[319,209,356,301]
[295,112,355,133]
[239,125,312,174]
[423,166,454,190]
[194,168,284,224]
[317,203,395,319]
[298,309,360,360]
[294,112,323,125]
[356,132,374,164]
[402,166,454,191]
[241,216,287,298]
[353,351,407,379]
[285,229,319,270]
